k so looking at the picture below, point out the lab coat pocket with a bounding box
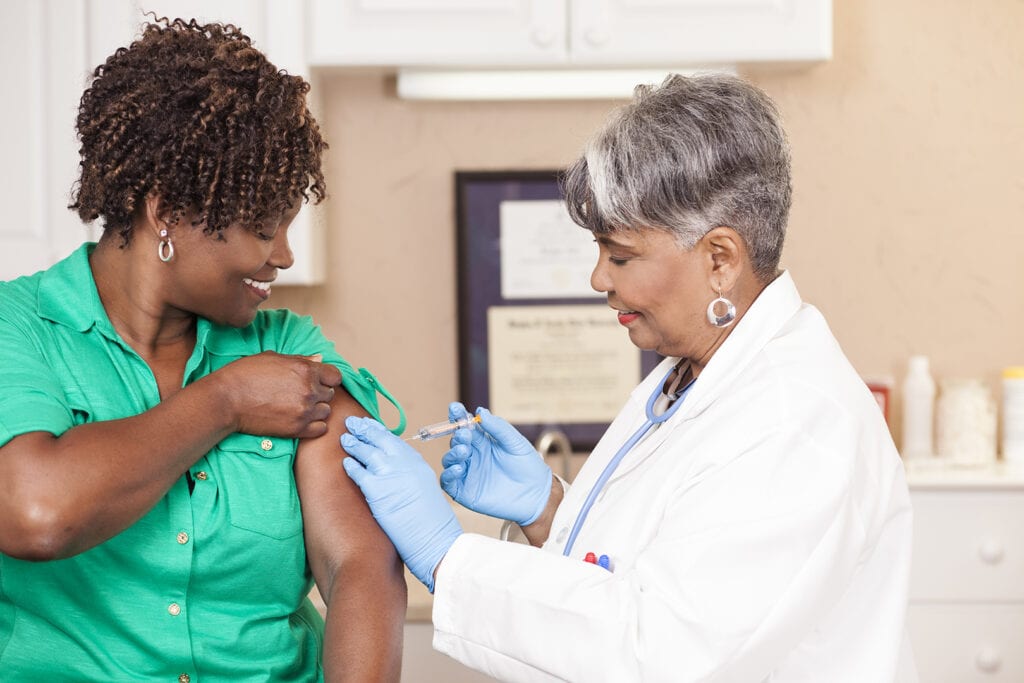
[216,433,303,540]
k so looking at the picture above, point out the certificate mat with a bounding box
[499,199,601,300]
[487,305,641,423]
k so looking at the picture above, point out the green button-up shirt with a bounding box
[0,244,398,681]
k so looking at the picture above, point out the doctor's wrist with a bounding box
[430,558,442,593]
[521,476,565,548]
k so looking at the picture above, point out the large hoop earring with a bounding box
[158,228,174,263]
[706,289,736,328]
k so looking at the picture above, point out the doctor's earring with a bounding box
[706,289,736,328]
[157,228,174,263]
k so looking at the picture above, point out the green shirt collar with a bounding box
[37,243,105,333]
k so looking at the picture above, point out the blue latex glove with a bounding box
[341,416,462,592]
[440,402,552,526]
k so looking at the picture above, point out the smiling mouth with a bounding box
[243,277,272,297]
[616,309,640,325]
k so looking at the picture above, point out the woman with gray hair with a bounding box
[343,74,916,681]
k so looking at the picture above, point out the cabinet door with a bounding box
[87,0,308,77]
[308,0,568,67]
[2,0,322,284]
[0,1,93,281]
[86,0,266,75]
[568,0,832,66]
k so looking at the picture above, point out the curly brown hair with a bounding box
[70,16,326,245]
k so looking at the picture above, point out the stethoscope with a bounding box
[562,363,696,557]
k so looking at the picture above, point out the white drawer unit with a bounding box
[906,462,1024,681]
[906,605,1024,681]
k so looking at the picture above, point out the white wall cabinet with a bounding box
[6,0,831,280]
[1,0,324,284]
[308,0,832,68]
[906,463,1024,681]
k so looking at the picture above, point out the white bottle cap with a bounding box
[908,355,930,372]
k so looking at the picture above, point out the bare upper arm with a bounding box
[294,388,400,596]
[0,431,60,556]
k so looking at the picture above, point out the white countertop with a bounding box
[904,457,1024,489]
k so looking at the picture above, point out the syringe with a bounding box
[405,415,482,441]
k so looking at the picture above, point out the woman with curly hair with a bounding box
[0,18,406,681]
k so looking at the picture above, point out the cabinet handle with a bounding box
[975,646,1002,673]
[584,28,609,47]
[530,28,555,48]
[977,539,1005,564]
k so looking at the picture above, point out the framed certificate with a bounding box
[455,171,661,449]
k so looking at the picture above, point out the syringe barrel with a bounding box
[415,416,479,441]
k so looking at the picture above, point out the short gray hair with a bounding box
[563,73,792,281]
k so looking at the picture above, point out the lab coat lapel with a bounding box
[599,271,804,483]
[675,270,804,421]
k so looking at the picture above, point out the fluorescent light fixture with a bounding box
[396,66,737,101]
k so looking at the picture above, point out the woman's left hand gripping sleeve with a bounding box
[341,416,462,592]
[265,310,405,433]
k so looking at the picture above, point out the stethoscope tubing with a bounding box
[562,364,695,557]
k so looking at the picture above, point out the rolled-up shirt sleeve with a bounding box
[0,312,73,446]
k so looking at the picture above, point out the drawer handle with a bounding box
[978,540,1005,565]
[530,28,555,48]
[584,28,610,47]
[975,647,1002,673]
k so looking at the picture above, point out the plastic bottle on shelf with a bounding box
[936,378,996,465]
[1002,367,1024,463]
[901,355,935,459]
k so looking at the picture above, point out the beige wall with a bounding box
[272,0,1024,458]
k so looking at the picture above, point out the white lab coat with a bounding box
[432,271,916,682]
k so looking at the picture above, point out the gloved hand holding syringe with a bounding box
[342,402,553,592]
[405,414,481,441]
